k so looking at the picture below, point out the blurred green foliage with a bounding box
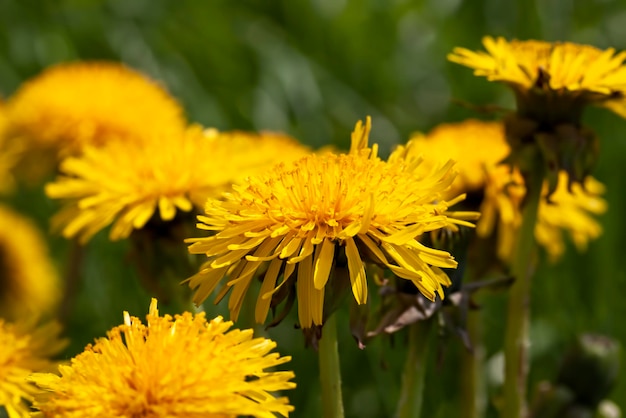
[1,0,626,416]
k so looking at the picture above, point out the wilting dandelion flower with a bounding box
[6,61,186,157]
[45,126,309,243]
[186,118,477,328]
[0,319,66,418]
[0,204,61,320]
[31,299,295,418]
[448,36,626,117]
[392,120,606,262]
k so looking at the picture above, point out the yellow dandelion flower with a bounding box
[393,120,606,262]
[186,118,477,328]
[45,125,310,243]
[0,204,61,320]
[0,319,67,418]
[448,36,626,116]
[31,299,295,418]
[6,61,186,157]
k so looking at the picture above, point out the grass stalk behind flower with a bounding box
[396,319,434,418]
[460,309,487,418]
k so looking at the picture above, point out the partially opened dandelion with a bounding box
[30,299,295,418]
[186,117,478,329]
[0,319,66,418]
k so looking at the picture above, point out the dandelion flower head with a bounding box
[448,36,626,117]
[0,204,61,320]
[30,299,295,418]
[186,117,477,328]
[45,125,310,243]
[0,319,66,418]
[6,61,186,157]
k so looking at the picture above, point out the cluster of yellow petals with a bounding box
[448,36,626,116]
[186,118,477,328]
[5,61,186,157]
[0,319,66,418]
[45,126,309,243]
[30,299,295,418]
[0,204,61,320]
[400,119,606,262]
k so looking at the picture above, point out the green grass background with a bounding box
[1,0,625,416]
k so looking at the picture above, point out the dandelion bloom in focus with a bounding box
[448,36,626,117]
[0,204,60,320]
[6,61,186,156]
[393,119,606,261]
[45,126,309,243]
[0,319,66,418]
[186,117,477,328]
[31,299,295,418]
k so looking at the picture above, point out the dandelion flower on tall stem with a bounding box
[186,117,478,329]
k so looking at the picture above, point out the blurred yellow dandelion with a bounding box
[186,118,477,328]
[31,299,295,418]
[388,119,509,197]
[0,204,61,320]
[6,61,186,157]
[448,36,626,117]
[45,125,309,243]
[0,319,66,418]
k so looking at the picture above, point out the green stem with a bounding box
[396,319,434,418]
[503,156,546,418]
[319,313,345,418]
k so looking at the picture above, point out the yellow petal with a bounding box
[313,239,335,290]
[345,237,367,304]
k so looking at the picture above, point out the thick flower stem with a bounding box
[503,155,545,418]
[396,319,434,418]
[319,313,345,418]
